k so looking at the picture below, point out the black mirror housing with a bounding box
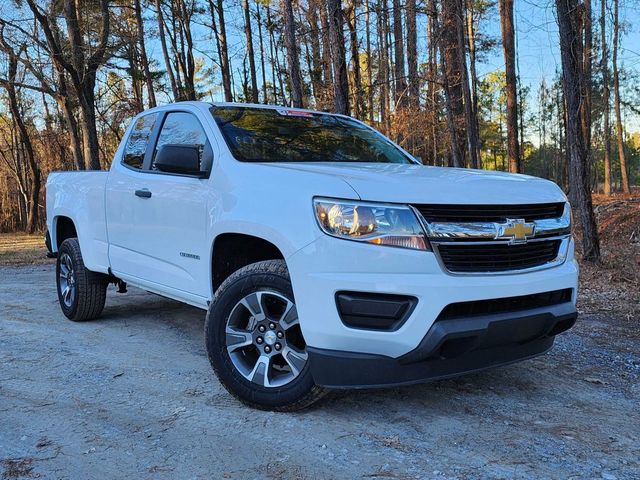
[154,144,204,176]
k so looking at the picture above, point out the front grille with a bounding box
[437,289,573,321]
[414,203,565,223]
[436,240,561,273]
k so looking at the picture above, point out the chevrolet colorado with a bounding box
[46,101,578,410]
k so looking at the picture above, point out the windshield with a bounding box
[211,106,416,164]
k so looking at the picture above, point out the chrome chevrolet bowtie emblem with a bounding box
[497,218,536,244]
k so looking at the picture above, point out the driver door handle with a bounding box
[135,189,152,198]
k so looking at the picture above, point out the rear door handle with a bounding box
[135,189,152,198]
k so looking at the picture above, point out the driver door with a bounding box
[106,109,213,302]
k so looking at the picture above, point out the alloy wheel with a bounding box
[58,253,76,308]
[225,291,308,388]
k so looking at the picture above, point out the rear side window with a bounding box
[152,112,209,171]
[123,113,158,169]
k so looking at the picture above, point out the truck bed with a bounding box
[46,171,110,273]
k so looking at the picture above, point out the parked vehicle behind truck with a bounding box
[46,101,578,410]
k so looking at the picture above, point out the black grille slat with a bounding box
[437,289,573,321]
[440,246,557,257]
[414,203,564,222]
[439,251,557,263]
[437,240,561,272]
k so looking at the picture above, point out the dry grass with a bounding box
[0,233,50,266]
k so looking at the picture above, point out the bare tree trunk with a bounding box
[440,0,467,167]
[346,0,362,118]
[457,0,478,168]
[381,0,392,131]
[499,0,520,173]
[156,0,180,100]
[406,0,418,106]
[266,4,279,102]
[297,6,317,104]
[601,0,611,195]
[125,34,145,112]
[376,0,388,126]
[612,0,630,193]
[556,0,600,261]
[306,0,324,107]
[428,0,438,165]
[274,42,287,105]
[282,0,304,107]
[3,53,40,232]
[58,90,85,170]
[173,0,196,100]
[242,0,259,103]
[319,0,333,109]
[134,0,156,108]
[300,8,316,102]
[216,0,234,101]
[466,0,481,165]
[256,2,269,103]
[327,0,349,114]
[364,0,374,121]
[582,0,592,184]
[391,0,407,108]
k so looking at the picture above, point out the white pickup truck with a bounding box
[46,101,578,410]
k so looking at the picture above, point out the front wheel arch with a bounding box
[210,232,286,294]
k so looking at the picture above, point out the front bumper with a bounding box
[287,235,579,358]
[307,302,577,388]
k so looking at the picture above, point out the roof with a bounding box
[150,100,341,117]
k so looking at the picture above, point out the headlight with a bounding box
[313,198,430,250]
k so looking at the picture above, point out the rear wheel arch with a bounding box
[211,233,286,295]
[54,216,78,251]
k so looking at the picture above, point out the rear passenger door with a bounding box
[106,109,214,304]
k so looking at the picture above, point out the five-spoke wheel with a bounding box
[205,260,326,411]
[226,291,308,388]
[58,252,77,308]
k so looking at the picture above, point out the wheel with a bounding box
[205,260,327,411]
[56,238,108,321]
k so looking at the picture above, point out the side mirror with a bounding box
[154,144,204,177]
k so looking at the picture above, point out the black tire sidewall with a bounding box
[205,263,317,409]
[55,237,107,321]
[56,239,80,319]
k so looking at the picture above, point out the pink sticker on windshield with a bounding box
[278,109,314,117]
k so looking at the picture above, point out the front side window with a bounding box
[152,112,209,170]
[123,113,158,168]
[210,106,416,164]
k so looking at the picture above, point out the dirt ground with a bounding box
[1,196,638,480]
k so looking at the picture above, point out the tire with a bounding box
[56,238,108,321]
[205,260,327,411]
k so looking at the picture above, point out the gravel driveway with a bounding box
[1,264,638,479]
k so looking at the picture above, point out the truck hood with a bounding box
[263,162,567,204]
